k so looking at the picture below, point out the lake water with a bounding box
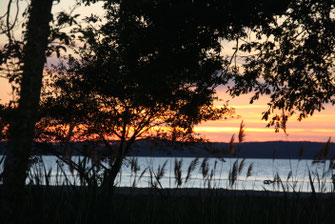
[27,156,335,193]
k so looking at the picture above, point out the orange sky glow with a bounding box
[1,79,334,143]
[194,86,335,142]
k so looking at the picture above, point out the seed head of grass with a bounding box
[174,159,183,187]
[286,170,292,181]
[156,160,168,182]
[246,162,253,178]
[201,157,209,179]
[228,134,235,155]
[130,157,140,174]
[229,160,238,187]
[238,158,245,174]
[321,137,331,158]
[185,157,199,183]
[238,120,245,144]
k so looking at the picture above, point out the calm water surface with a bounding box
[29,156,335,193]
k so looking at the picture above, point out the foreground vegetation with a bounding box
[0,184,334,224]
[2,1,335,217]
[1,141,335,224]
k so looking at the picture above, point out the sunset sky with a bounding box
[1,1,334,143]
[1,78,334,143]
[195,86,335,142]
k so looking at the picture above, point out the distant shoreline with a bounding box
[124,141,335,159]
[9,185,332,198]
[0,141,333,159]
[112,187,333,198]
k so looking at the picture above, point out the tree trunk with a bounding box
[103,138,134,193]
[2,0,53,200]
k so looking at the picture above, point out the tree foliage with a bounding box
[230,0,335,131]
[0,0,294,192]
[41,2,238,187]
[37,0,293,188]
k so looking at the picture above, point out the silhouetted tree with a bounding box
[2,0,53,203]
[43,5,230,189]
[0,0,292,198]
[1,0,92,201]
[230,0,335,131]
[40,1,292,189]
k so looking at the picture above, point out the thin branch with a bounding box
[1,0,20,43]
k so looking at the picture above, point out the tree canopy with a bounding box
[5,0,330,196]
[37,0,293,187]
[41,0,292,143]
[229,0,335,130]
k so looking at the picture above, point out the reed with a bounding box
[0,138,335,223]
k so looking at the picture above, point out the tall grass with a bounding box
[1,157,334,224]
[1,136,335,223]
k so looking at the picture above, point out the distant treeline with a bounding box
[0,141,333,160]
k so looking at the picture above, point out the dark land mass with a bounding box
[1,185,334,224]
[128,141,335,160]
[0,140,333,160]
[112,186,333,199]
